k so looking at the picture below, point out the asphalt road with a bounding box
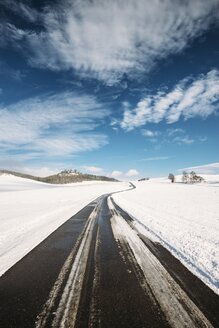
[0,189,218,328]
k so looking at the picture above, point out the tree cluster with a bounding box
[60,169,79,175]
[182,171,205,184]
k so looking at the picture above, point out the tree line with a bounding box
[168,171,205,183]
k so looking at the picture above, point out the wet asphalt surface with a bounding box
[75,196,169,328]
[0,199,96,328]
[0,190,219,328]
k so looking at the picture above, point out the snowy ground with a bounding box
[0,174,128,277]
[1,173,218,296]
[151,174,219,185]
[113,176,219,295]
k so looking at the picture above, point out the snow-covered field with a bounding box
[151,174,219,185]
[113,176,219,295]
[0,174,128,277]
[1,173,219,296]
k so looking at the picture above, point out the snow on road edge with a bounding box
[113,180,219,295]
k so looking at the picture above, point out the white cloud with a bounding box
[110,169,139,179]
[167,128,185,136]
[173,136,194,145]
[0,92,108,160]
[0,157,62,177]
[2,0,219,83]
[166,128,206,145]
[199,136,208,142]
[82,166,103,174]
[126,169,139,177]
[21,166,60,177]
[110,170,123,178]
[139,156,170,161]
[179,162,219,174]
[141,129,160,137]
[140,126,205,147]
[121,70,219,130]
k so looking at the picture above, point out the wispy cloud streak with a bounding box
[1,0,219,83]
[121,70,219,130]
[179,162,219,174]
[0,92,108,159]
[139,156,170,162]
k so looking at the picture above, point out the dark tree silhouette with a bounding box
[168,173,175,183]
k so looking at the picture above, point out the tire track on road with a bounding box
[35,200,101,328]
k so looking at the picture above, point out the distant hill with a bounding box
[0,169,118,184]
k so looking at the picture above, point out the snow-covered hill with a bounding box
[0,169,118,184]
[0,173,54,192]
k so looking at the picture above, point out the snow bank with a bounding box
[150,174,219,184]
[113,179,219,295]
[0,174,128,276]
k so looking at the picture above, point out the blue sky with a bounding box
[0,0,219,179]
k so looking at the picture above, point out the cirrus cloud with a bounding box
[139,156,170,162]
[121,70,219,130]
[179,162,219,174]
[1,0,219,83]
[0,92,109,160]
[141,129,160,137]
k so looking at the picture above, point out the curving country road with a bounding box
[0,187,218,328]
